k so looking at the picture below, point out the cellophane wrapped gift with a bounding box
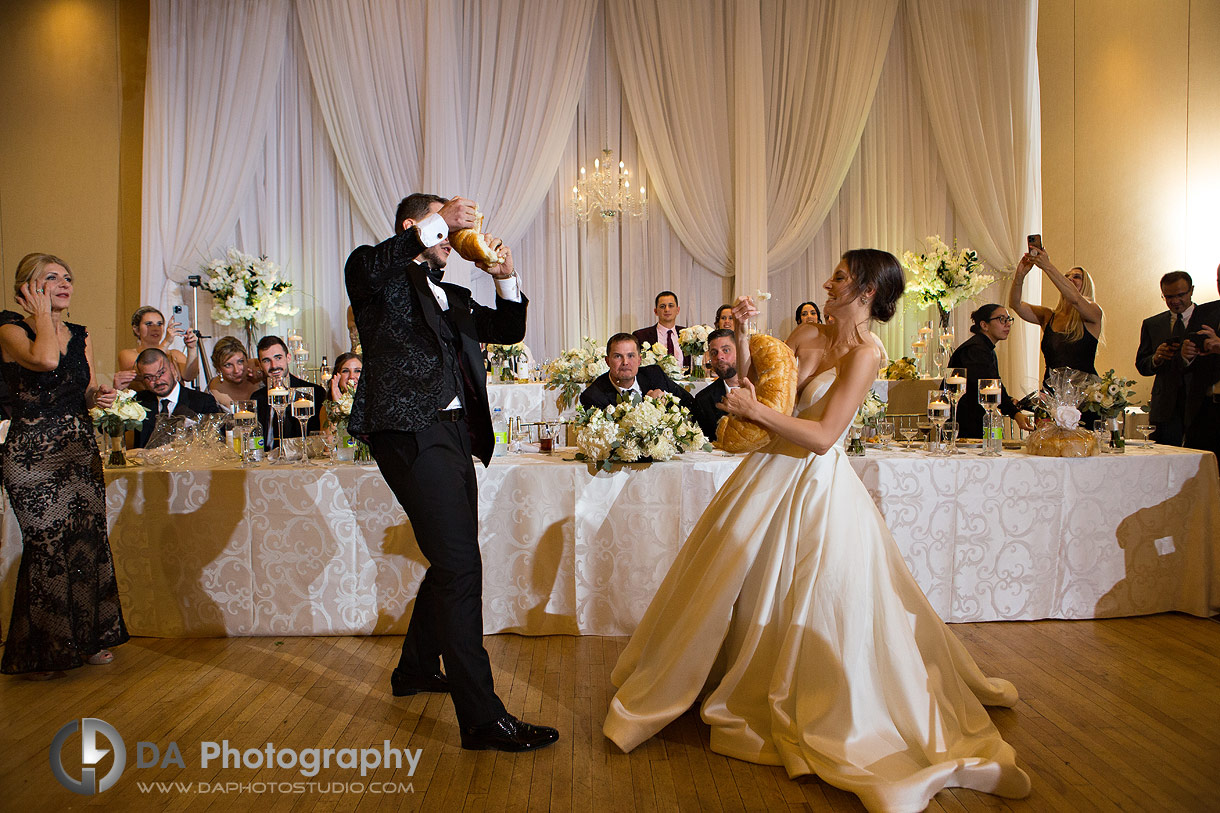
[1025,367,1101,458]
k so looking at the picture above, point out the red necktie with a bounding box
[666,329,676,358]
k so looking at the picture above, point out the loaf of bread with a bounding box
[450,210,503,266]
[715,334,797,453]
[1025,426,1099,457]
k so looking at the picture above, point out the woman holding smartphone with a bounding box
[1008,237,1102,384]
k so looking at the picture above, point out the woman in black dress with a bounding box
[947,304,1036,439]
[0,253,128,679]
[1008,247,1103,384]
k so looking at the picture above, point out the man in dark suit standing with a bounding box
[1135,271,1195,446]
[249,336,327,451]
[633,291,689,370]
[692,328,740,440]
[1182,263,1220,463]
[345,193,556,753]
[124,348,222,447]
[580,333,696,412]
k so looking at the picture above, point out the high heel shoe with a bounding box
[86,650,114,666]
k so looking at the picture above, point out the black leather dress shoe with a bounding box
[390,669,450,697]
[460,714,560,752]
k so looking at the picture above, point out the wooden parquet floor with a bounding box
[2,614,1219,812]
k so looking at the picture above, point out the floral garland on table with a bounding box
[853,390,887,426]
[882,357,919,381]
[639,342,682,378]
[543,338,608,412]
[1081,369,1138,421]
[901,236,998,323]
[574,392,711,472]
[678,325,712,359]
[200,248,299,337]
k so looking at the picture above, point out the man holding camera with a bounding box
[1135,271,1195,446]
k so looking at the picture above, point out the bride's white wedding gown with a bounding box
[603,369,1031,813]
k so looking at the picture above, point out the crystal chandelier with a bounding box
[570,148,647,224]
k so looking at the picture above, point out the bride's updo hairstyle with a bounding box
[841,249,905,323]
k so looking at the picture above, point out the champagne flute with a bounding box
[1136,423,1156,449]
[267,375,292,463]
[292,387,316,466]
[944,367,967,454]
[978,378,1003,457]
[927,390,950,456]
[234,399,258,466]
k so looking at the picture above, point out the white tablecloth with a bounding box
[1,446,1216,638]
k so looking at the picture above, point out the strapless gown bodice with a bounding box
[603,368,1030,812]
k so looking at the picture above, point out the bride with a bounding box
[603,249,1031,812]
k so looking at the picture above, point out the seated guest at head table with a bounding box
[693,329,741,441]
[249,335,327,449]
[795,301,822,325]
[118,347,223,448]
[633,291,690,370]
[947,304,1035,439]
[329,351,362,401]
[714,304,735,331]
[207,335,264,410]
[580,333,696,413]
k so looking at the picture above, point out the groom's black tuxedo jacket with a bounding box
[344,229,528,466]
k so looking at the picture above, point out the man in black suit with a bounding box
[692,328,740,440]
[1134,271,1194,446]
[633,291,690,370]
[345,192,556,753]
[1182,263,1220,462]
[249,336,327,452]
[580,333,696,412]
[125,348,222,447]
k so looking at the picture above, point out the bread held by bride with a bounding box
[449,210,503,266]
[715,334,798,453]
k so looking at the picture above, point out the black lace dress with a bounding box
[1,311,128,673]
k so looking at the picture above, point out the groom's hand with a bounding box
[479,237,515,280]
[439,197,477,232]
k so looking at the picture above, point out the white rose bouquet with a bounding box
[853,390,887,426]
[882,357,919,381]
[574,392,711,472]
[678,324,712,358]
[639,342,682,378]
[201,248,298,333]
[902,236,998,321]
[1081,369,1137,421]
[90,389,148,437]
[544,338,609,412]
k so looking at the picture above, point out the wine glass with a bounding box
[978,378,1003,457]
[900,426,919,449]
[1136,423,1156,449]
[292,387,316,466]
[234,399,258,466]
[876,419,895,451]
[267,375,292,463]
[944,367,967,454]
[927,390,950,455]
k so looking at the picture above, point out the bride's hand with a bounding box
[717,379,760,420]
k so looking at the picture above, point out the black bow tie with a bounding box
[419,262,445,285]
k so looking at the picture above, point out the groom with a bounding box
[345,193,558,752]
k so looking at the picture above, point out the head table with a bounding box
[1,444,1216,638]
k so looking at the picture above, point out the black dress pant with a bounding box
[369,422,505,728]
[1184,400,1220,472]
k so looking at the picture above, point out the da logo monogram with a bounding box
[50,718,126,794]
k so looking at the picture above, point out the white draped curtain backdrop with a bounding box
[141,0,1041,393]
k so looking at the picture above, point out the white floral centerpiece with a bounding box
[90,389,148,467]
[853,390,887,427]
[487,342,526,381]
[901,236,998,328]
[639,342,682,378]
[882,357,919,381]
[1081,369,1137,422]
[679,324,713,378]
[574,392,711,472]
[324,381,369,461]
[201,248,298,349]
[544,338,609,412]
